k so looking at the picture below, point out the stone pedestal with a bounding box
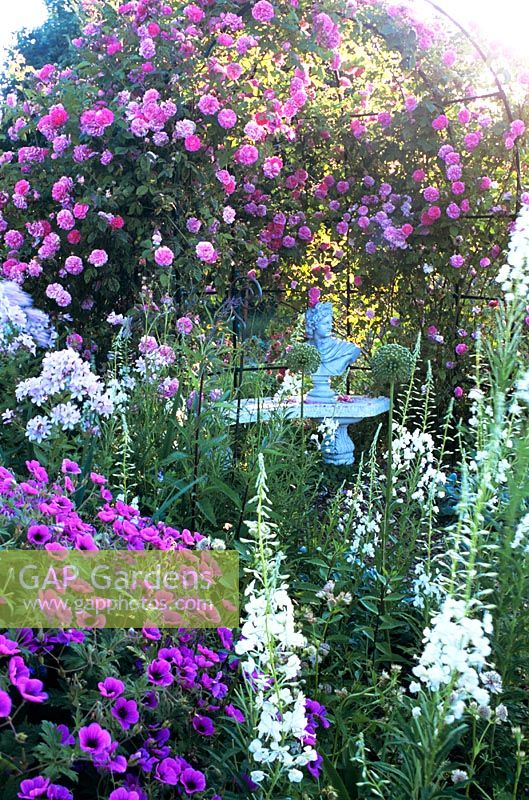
[305,373,337,404]
[228,396,390,466]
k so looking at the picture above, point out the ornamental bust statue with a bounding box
[305,302,361,403]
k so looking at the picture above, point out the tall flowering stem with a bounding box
[401,203,529,794]
[235,454,317,796]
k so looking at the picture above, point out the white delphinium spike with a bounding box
[496,203,529,301]
[236,454,317,790]
[410,598,501,723]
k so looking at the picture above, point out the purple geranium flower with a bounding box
[98,676,125,698]
[17,776,49,799]
[27,524,51,546]
[61,459,81,475]
[147,658,173,686]
[192,714,215,736]
[156,757,184,785]
[56,724,75,746]
[47,785,73,800]
[109,790,140,800]
[111,697,139,730]
[180,768,206,794]
[9,655,30,685]
[0,634,19,655]
[142,690,158,709]
[17,678,48,703]
[0,690,12,717]
[79,722,112,756]
[225,704,245,723]
[95,741,127,773]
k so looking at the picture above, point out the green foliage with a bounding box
[2,1,80,85]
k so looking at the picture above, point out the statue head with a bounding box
[306,302,333,342]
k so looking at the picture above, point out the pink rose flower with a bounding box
[252,0,275,22]
[184,3,205,22]
[184,135,202,152]
[186,217,202,233]
[57,210,75,230]
[423,186,439,202]
[308,287,321,307]
[154,246,174,267]
[217,109,237,129]
[263,156,283,178]
[88,249,108,267]
[198,94,220,115]
[235,144,259,165]
[432,114,449,131]
[450,254,465,268]
[510,119,525,138]
[64,255,83,275]
[195,241,218,263]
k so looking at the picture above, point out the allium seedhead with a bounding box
[371,343,414,385]
[286,343,321,374]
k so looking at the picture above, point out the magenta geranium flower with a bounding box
[56,724,75,745]
[9,655,30,686]
[25,460,48,483]
[47,785,73,800]
[17,776,49,799]
[61,458,81,475]
[111,697,139,730]
[0,634,20,656]
[27,524,51,546]
[0,690,12,717]
[79,722,112,755]
[17,678,48,703]
[156,756,184,784]
[192,714,215,736]
[98,676,125,698]
[147,658,174,686]
[180,767,206,794]
[109,790,140,800]
[225,704,245,723]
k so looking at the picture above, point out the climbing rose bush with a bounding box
[0,0,527,386]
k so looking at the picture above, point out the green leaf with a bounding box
[322,752,353,800]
